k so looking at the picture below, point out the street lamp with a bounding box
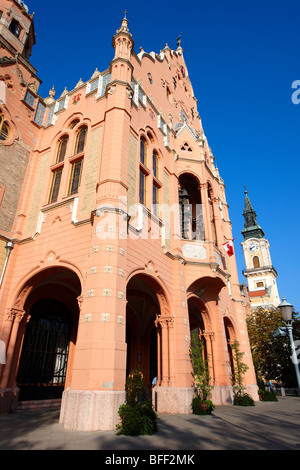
[278,297,300,392]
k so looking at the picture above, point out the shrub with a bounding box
[116,369,158,436]
[258,389,278,402]
[116,400,158,436]
[233,391,255,406]
[192,396,215,415]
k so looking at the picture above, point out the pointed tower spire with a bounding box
[241,188,265,240]
[112,11,134,61]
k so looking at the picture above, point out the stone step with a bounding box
[16,399,61,412]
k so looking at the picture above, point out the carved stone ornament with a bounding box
[107,84,116,95]
[126,85,133,98]
[6,307,25,323]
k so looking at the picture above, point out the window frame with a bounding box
[56,136,68,163]
[68,159,83,196]
[140,137,147,166]
[74,127,87,155]
[139,169,147,206]
[0,113,9,142]
[48,168,63,204]
[9,19,21,38]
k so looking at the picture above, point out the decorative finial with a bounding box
[117,10,130,34]
[177,32,182,47]
[244,185,248,194]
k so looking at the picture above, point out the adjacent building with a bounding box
[241,189,280,309]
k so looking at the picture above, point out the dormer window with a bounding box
[9,19,21,39]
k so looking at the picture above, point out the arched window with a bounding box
[9,19,21,38]
[56,136,68,163]
[74,127,87,154]
[0,113,9,141]
[140,138,147,166]
[153,152,158,178]
[253,256,260,268]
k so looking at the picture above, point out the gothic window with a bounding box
[152,183,159,215]
[69,119,79,129]
[48,168,63,203]
[9,19,21,38]
[253,256,260,268]
[140,137,147,166]
[74,127,87,154]
[0,113,9,141]
[153,152,158,178]
[139,169,146,205]
[68,160,83,196]
[56,136,68,163]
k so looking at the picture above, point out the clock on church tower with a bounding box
[241,189,280,309]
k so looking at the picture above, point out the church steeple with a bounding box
[241,189,265,240]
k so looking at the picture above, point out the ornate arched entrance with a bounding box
[17,298,72,401]
[2,267,81,404]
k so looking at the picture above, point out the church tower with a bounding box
[241,189,280,309]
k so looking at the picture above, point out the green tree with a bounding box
[246,307,300,386]
[231,340,254,406]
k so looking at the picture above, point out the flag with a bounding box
[223,239,234,257]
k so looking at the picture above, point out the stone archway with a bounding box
[126,273,173,398]
[224,317,236,381]
[188,296,216,385]
[0,267,81,407]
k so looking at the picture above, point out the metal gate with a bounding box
[17,298,72,401]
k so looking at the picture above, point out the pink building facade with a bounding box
[0,1,258,430]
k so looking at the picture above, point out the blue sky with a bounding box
[27,0,300,312]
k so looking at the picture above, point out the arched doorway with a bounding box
[126,275,160,397]
[126,273,172,397]
[188,297,208,366]
[13,267,81,402]
[17,298,72,401]
[224,317,236,382]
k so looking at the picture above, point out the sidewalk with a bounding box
[0,396,299,451]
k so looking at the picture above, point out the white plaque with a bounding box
[182,244,207,260]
